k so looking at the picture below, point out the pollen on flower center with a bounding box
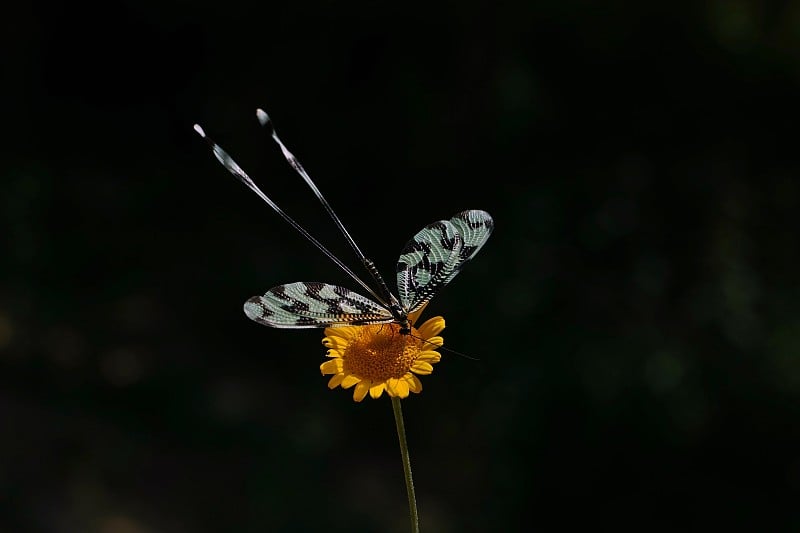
[343,323,420,381]
[320,312,445,401]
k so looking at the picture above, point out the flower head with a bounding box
[320,308,445,402]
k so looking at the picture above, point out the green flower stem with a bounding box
[391,396,419,533]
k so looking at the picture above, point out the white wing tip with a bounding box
[193,124,206,137]
[255,108,270,126]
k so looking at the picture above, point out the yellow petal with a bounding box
[405,373,422,393]
[324,327,356,342]
[416,351,441,363]
[340,327,360,340]
[320,359,342,375]
[407,303,428,326]
[385,378,400,396]
[419,336,443,349]
[411,361,434,375]
[341,374,360,389]
[328,374,345,389]
[394,378,410,398]
[324,327,345,338]
[369,382,386,399]
[417,316,445,338]
[322,337,348,350]
[353,381,370,402]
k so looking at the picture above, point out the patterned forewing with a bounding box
[395,210,494,313]
[396,220,463,312]
[243,282,394,328]
[443,209,494,285]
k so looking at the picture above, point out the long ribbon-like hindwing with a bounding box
[196,111,494,331]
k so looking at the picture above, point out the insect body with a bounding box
[194,110,493,334]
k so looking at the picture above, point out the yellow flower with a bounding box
[319,308,445,402]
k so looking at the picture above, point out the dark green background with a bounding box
[3,1,799,531]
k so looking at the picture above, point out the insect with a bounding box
[194,110,493,334]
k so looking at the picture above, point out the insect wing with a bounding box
[396,219,464,313]
[244,282,394,328]
[396,210,494,313]
[442,209,494,285]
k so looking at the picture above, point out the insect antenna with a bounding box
[255,109,397,305]
[406,333,480,362]
[193,123,389,307]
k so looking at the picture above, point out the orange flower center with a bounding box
[342,323,421,381]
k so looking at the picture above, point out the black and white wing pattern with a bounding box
[396,210,494,313]
[196,114,495,332]
[244,282,394,328]
[443,209,495,284]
